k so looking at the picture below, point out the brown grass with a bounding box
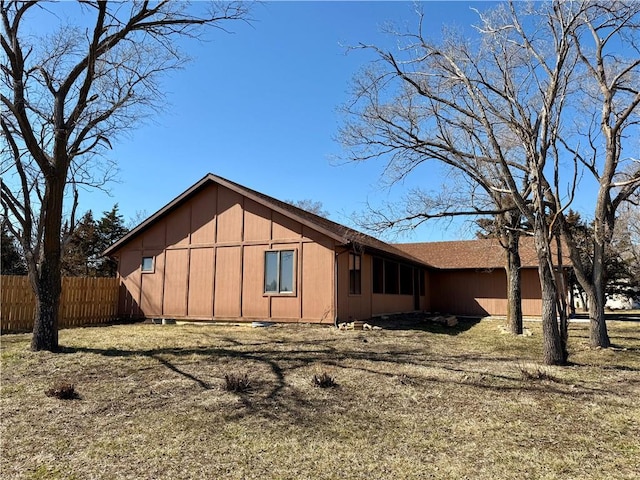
[1,319,639,480]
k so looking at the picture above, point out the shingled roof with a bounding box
[219,175,426,264]
[394,237,566,270]
[104,173,425,266]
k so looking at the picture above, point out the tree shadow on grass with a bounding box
[53,316,638,424]
[367,314,482,335]
[56,326,630,421]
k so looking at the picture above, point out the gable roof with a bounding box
[103,173,425,266]
[394,237,565,270]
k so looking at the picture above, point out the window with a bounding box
[400,264,413,295]
[264,250,295,294]
[384,260,399,294]
[372,256,417,295]
[349,253,362,295]
[141,256,154,273]
[373,257,384,294]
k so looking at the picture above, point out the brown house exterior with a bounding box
[104,174,429,324]
[395,239,556,317]
[105,173,565,323]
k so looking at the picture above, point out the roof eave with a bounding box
[102,173,214,257]
[103,173,348,257]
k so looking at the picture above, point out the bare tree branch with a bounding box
[0,0,251,351]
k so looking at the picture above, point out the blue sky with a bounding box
[61,0,497,242]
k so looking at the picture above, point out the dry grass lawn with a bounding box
[1,318,639,480]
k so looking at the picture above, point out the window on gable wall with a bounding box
[264,250,295,294]
[141,256,154,273]
[349,253,362,295]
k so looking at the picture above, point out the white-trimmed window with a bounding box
[141,256,154,273]
[264,250,295,294]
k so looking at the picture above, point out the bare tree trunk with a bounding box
[539,266,566,365]
[557,286,568,356]
[506,230,523,335]
[569,285,576,317]
[31,280,60,351]
[534,230,567,365]
[590,240,611,348]
[578,289,588,312]
[587,289,609,348]
[30,173,65,352]
[555,236,569,354]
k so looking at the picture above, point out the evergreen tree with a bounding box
[62,211,99,277]
[564,210,638,308]
[61,205,129,277]
[1,221,27,275]
[96,205,129,277]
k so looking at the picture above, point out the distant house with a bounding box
[104,173,562,323]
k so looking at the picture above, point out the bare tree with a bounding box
[558,2,640,347]
[340,2,588,364]
[357,171,527,335]
[285,199,330,218]
[340,1,640,361]
[1,0,250,351]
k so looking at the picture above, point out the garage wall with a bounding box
[428,268,544,317]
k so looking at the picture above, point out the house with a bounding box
[104,173,560,324]
[104,173,429,324]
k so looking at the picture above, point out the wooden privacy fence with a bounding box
[1,276,119,333]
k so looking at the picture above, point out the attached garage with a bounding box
[395,239,566,318]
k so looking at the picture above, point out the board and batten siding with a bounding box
[114,183,335,323]
[428,268,544,317]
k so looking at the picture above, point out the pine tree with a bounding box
[564,210,638,308]
[96,205,129,277]
[61,205,129,277]
[62,211,99,277]
[1,221,27,275]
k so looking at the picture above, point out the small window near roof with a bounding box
[141,256,154,272]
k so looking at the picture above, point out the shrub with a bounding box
[45,382,80,400]
[224,373,251,393]
[519,364,558,382]
[312,372,337,388]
